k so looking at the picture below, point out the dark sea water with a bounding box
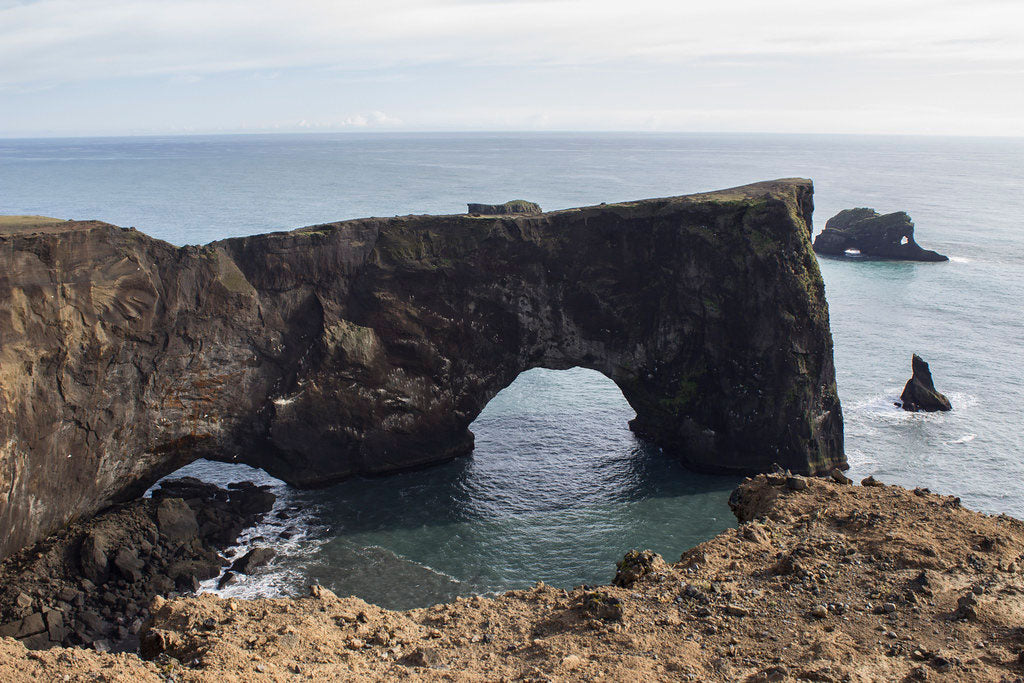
[3,132,1022,607]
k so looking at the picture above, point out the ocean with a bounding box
[3,132,1022,608]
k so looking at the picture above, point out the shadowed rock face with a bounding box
[0,179,844,560]
[466,200,542,216]
[812,208,948,261]
[900,354,952,412]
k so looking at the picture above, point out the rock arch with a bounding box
[0,179,843,559]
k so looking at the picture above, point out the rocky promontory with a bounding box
[813,208,948,261]
[0,179,844,561]
[4,475,1024,681]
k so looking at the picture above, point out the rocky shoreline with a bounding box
[0,478,275,652]
[3,475,1024,681]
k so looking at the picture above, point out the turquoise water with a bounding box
[3,132,1022,606]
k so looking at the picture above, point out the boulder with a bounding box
[79,531,111,584]
[813,208,948,261]
[613,550,667,587]
[16,612,45,638]
[900,354,952,412]
[229,547,276,574]
[156,498,199,544]
[113,548,145,583]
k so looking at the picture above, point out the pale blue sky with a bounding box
[1,0,1022,137]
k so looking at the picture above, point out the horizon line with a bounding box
[3,129,1024,142]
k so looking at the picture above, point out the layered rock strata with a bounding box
[0,179,844,560]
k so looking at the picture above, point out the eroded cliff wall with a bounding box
[0,179,843,559]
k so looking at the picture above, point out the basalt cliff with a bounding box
[0,178,844,560]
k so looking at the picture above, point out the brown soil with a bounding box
[4,474,1024,681]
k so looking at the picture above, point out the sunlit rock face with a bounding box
[0,178,843,559]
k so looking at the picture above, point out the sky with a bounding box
[1,0,1022,138]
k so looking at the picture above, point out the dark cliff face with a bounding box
[466,200,542,216]
[812,208,948,261]
[0,179,844,559]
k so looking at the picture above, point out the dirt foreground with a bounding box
[4,474,1024,682]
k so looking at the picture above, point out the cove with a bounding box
[174,368,741,608]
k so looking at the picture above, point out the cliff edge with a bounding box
[0,179,843,560]
[3,476,1024,681]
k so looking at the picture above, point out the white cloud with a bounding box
[0,0,1020,136]
[0,0,1021,88]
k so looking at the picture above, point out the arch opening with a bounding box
[287,366,740,610]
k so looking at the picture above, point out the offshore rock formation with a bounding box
[900,354,952,412]
[466,200,542,215]
[0,179,844,561]
[812,208,948,261]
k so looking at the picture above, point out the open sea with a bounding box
[3,132,1022,608]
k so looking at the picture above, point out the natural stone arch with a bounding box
[0,178,843,560]
[236,179,843,484]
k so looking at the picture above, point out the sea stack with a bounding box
[900,354,952,412]
[813,208,948,261]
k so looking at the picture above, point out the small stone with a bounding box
[830,469,853,485]
[561,654,583,669]
[348,638,366,649]
[723,604,749,617]
[757,665,789,682]
[217,572,239,589]
[309,584,337,600]
[873,602,897,614]
[742,524,769,544]
[953,593,979,621]
[14,592,33,611]
[785,476,808,491]
[401,647,440,667]
[861,476,885,487]
[810,605,828,619]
